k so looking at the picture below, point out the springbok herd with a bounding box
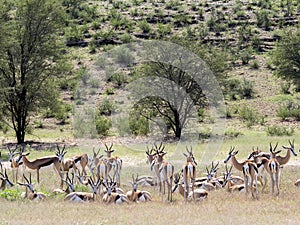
[0,140,299,203]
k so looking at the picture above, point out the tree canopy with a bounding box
[271,27,300,91]
[0,0,68,143]
[130,38,227,139]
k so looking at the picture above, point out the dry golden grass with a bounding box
[1,163,300,225]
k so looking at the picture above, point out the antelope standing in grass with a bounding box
[182,147,197,201]
[104,143,123,187]
[224,147,259,199]
[249,140,297,165]
[64,177,102,202]
[126,174,152,203]
[7,146,24,182]
[152,143,174,202]
[55,145,78,175]
[279,139,297,165]
[72,153,89,175]
[243,160,259,199]
[19,147,63,188]
[102,179,130,204]
[0,169,14,190]
[18,173,47,201]
[256,143,282,196]
[172,173,208,201]
[146,146,158,187]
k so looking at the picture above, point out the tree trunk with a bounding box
[174,110,182,139]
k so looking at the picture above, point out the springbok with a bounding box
[172,173,208,201]
[103,143,123,187]
[249,140,297,165]
[102,179,130,204]
[64,177,102,202]
[19,146,63,188]
[126,174,152,203]
[18,173,47,201]
[259,143,282,196]
[55,145,78,175]
[279,139,297,165]
[182,147,197,201]
[222,165,250,193]
[76,170,89,186]
[145,146,158,187]
[7,146,23,182]
[0,169,14,190]
[152,143,174,202]
[53,172,76,194]
[224,146,258,199]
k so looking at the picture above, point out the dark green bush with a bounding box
[98,99,115,116]
[266,125,294,136]
[95,116,112,136]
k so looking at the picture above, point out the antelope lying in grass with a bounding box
[126,174,152,203]
[222,165,249,193]
[135,175,154,187]
[172,173,208,201]
[0,169,14,190]
[102,179,130,204]
[18,173,47,201]
[7,146,24,182]
[76,170,89,186]
[64,177,102,202]
[53,172,76,194]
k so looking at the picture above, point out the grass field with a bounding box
[1,131,300,225]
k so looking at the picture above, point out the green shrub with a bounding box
[119,32,133,43]
[257,10,271,30]
[113,46,134,65]
[198,129,211,140]
[240,48,253,65]
[157,23,172,37]
[250,60,260,69]
[0,190,22,201]
[98,99,115,116]
[129,114,149,135]
[139,20,151,33]
[225,78,255,100]
[266,125,294,136]
[276,101,300,120]
[110,72,127,87]
[0,122,9,134]
[280,81,292,94]
[95,116,112,136]
[198,108,206,122]
[225,128,243,138]
[238,105,258,127]
[105,87,115,95]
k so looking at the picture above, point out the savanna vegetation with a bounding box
[0,0,300,224]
